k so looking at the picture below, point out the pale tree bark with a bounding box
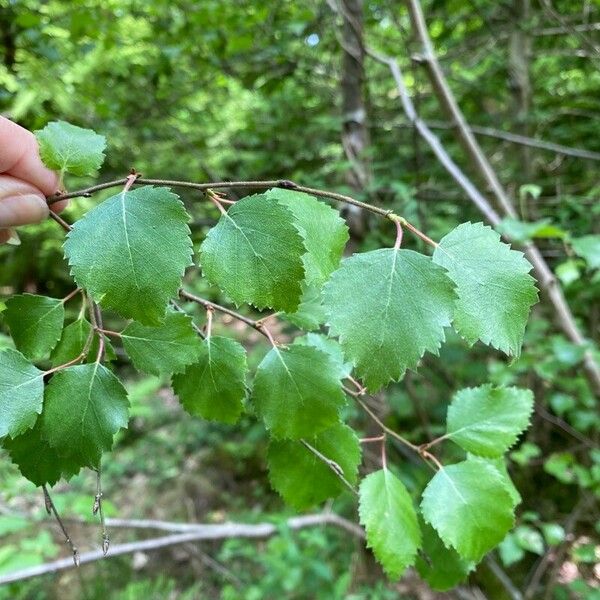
[368,0,600,397]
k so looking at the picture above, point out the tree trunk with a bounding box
[340,0,370,238]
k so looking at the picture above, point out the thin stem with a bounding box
[169,301,205,339]
[179,290,264,335]
[259,324,279,348]
[122,172,138,194]
[205,306,214,339]
[42,486,80,567]
[95,327,122,339]
[300,440,357,495]
[48,211,72,232]
[394,219,403,250]
[61,288,81,304]
[346,376,366,395]
[380,436,388,470]
[93,466,109,556]
[206,190,228,216]
[360,435,386,443]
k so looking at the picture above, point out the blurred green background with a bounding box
[0,0,599,598]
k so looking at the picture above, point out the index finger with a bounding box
[0,116,59,196]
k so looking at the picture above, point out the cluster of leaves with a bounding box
[0,122,539,584]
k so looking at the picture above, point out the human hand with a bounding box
[0,116,65,244]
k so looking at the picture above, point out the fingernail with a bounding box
[6,228,21,246]
[0,194,49,227]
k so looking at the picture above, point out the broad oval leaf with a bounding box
[199,193,305,312]
[41,364,129,467]
[3,422,81,487]
[251,344,345,439]
[122,311,202,376]
[4,294,64,360]
[172,335,247,424]
[64,186,193,325]
[0,349,44,439]
[433,222,538,357]
[266,188,348,286]
[446,385,534,457]
[35,121,106,176]
[323,248,455,391]
[358,469,422,579]
[420,459,516,562]
[268,422,360,509]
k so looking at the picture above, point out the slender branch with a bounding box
[0,513,364,585]
[47,178,392,217]
[42,486,79,567]
[179,290,264,335]
[93,465,109,556]
[48,211,72,232]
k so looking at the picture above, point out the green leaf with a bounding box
[282,282,326,331]
[415,520,472,591]
[3,294,64,360]
[323,249,455,391]
[267,423,360,509]
[41,364,129,467]
[172,335,247,424]
[433,222,538,357]
[266,188,348,286]
[498,534,525,566]
[3,422,81,486]
[446,385,534,457]
[199,193,305,312]
[496,217,566,243]
[251,344,345,439]
[514,525,544,555]
[35,121,106,176]
[50,319,116,366]
[420,459,516,562]
[470,456,522,506]
[64,186,193,325]
[122,311,202,376]
[358,469,421,579]
[572,235,600,269]
[293,333,352,379]
[0,349,44,439]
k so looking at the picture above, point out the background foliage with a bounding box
[0,0,599,598]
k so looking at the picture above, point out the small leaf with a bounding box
[572,235,600,269]
[35,121,106,176]
[50,319,116,366]
[41,364,129,468]
[172,336,247,424]
[469,456,522,506]
[323,249,455,391]
[199,193,305,312]
[3,421,81,486]
[446,385,534,457]
[3,294,64,360]
[358,469,421,579]
[433,222,538,357]
[266,188,348,286]
[122,311,202,376]
[64,186,193,325]
[252,344,345,439]
[420,459,516,562]
[294,333,352,379]
[267,423,360,509]
[0,349,44,439]
[415,520,473,591]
